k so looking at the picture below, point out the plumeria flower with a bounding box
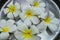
[19,7,40,25]
[14,20,41,40]
[0,19,17,39]
[37,11,59,33]
[26,0,46,8]
[25,0,47,19]
[4,0,20,19]
[21,2,47,19]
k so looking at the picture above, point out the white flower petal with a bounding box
[49,11,55,19]
[4,8,9,14]
[19,13,26,21]
[9,25,17,33]
[39,8,46,12]
[7,0,13,7]
[29,36,41,40]
[0,33,9,40]
[0,28,2,31]
[24,18,31,26]
[17,21,28,32]
[14,31,24,40]
[33,8,42,15]
[48,23,58,32]
[7,19,15,26]
[37,21,47,32]
[31,25,39,34]
[15,2,20,9]
[16,20,23,26]
[39,2,46,7]
[38,12,47,19]
[7,13,14,19]
[26,0,34,3]
[30,16,39,24]
[21,3,31,11]
[26,0,41,4]
[0,20,6,28]
[13,11,20,17]
[38,8,47,19]
[51,18,59,25]
[33,8,46,16]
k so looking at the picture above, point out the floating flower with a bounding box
[26,0,46,8]
[4,0,20,19]
[0,19,17,39]
[19,7,40,25]
[14,20,41,40]
[37,11,59,33]
[21,1,47,19]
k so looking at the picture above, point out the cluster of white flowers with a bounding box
[0,0,59,40]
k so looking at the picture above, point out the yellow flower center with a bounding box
[23,29,33,39]
[25,10,33,18]
[2,27,9,32]
[44,17,51,24]
[8,5,16,13]
[33,2,39,8]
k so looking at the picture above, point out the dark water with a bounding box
[0,0,7,9]
[53,32,60,40]
[53,0,60,9]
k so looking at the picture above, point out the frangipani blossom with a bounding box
[0,19,17,39]
[37,11,59,33]
[15,20,41,40]
[19,7,40,25]
[27,0,47,19]
[26,0,46,8]
[21,2,47,19]
[4,0,20,19]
